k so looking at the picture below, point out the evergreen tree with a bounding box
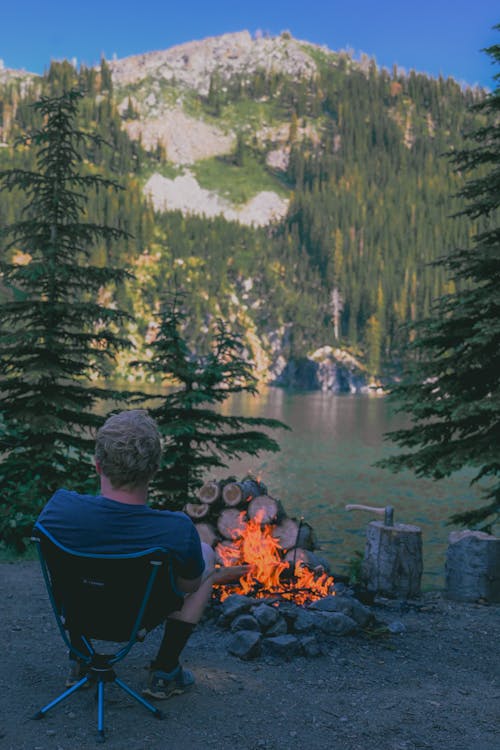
[377,31,500,532]
[136,297,289,510]
[0,89,135,549]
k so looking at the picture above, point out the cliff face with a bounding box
[109,31,317,94]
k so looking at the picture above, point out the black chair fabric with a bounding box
[35,525,183,643]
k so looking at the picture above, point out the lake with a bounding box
[212,387,483,589]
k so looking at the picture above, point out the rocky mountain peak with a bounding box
[109,30,318,95]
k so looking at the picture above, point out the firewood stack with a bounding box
[184,475,326,571]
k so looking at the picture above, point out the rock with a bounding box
[265,615,288,637]
[218,594,252,626]
[310,595,372,627]
[291,609,317,633]
[262,634,301,659]
[387,620,406,634]
[227,630,262,659]
[252,603,280,631]
[298,635,322,657]
[315,612,358,636]
[271,347,369,393]
[231,614,261,632]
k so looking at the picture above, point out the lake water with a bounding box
[212,387,483,589]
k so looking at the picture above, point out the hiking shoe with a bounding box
[65,660,91,688]
[142,665,195,700]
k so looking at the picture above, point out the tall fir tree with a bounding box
[377,30,500,532]
[0,89,135,549]
[136,296,289,510]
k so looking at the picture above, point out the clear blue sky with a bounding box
[1,1,498,88]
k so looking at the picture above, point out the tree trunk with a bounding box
[445,530,500,603]
[217,508,248,540]
[247,495,284,525]
[362,521,423,598]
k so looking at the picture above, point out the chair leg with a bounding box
[32,676,91,720]
[96,681,105,743]
[114,677,165,719]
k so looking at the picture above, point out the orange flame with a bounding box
[215,509,335,604]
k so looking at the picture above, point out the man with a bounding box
[37,409,241,699]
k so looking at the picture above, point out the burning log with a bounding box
[272,518,317,551]
[215,540,242,566]
[194,522,219,548]
[247,495,284,525]
[197,481,222,504]
[222,478,267,507]
[184,502,210,520]
[217,508,248,540]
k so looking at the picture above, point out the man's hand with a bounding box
[212,564,251,585]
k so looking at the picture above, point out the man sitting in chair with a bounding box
[37,409,240,700]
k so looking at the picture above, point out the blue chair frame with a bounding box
[31,523,182,742]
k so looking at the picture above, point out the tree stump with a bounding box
[362,521,423,598]
[445,530,500,603]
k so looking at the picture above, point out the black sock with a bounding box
[152,618,195,673]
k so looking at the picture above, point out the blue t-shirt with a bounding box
[37,489,205,580]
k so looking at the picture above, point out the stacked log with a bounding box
[184,475,326,572]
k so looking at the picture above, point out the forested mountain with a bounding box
[0,31,487,387]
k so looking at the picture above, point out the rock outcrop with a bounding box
[271,346,370,393]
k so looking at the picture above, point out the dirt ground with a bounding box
[1,561,499,750]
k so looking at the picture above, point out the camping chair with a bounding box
[31,522,183,742]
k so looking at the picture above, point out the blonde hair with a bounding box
[95,410,161,489]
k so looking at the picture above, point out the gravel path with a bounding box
[2,561,499,750]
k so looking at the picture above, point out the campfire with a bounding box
[185,476,335,605]
[214,510,335,604]
[186,477,374,661]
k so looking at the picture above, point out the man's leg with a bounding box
[144,543,215,698]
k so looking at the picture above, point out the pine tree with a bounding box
[136,297,289,510]
[0,89,135,548]
[377,30,500,532]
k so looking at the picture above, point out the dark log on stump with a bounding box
[195,522,219,548]
[272,518,317,551]
[361,521,422,598]
[217,508,248,540]
[197,481,221,504]
[446,530,500,603]
[247,495,284,525]
[215,539,242,566]
[222,478,267,507]
[184,502,210,520]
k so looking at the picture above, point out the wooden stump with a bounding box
[445,530,500,603]
[362,521,423,598]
